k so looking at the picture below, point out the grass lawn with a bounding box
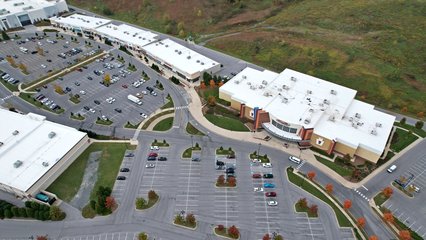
[182,146,201,158]
[286,167,352,227]
[205,114,249,132]
[315,155,352,177]
[186,122,205,136]
[70,114,85,121]
[377,151,395,167]
[199,87,231,106]
[160,96,174,109]
[141,110,174,129]
[395,122,426,138]
[47,143,131,202]
[216,148,235,156]
[153,117,173,131]
[0,80,19,92]
[151,140,170,147]
[373,192,389,207]
[390,128,419,152]
[20,93,65,114]
[295,203,318,218]
[96,119,113,125]
[249,153,270,163]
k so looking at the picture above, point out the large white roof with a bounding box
[96,23,158,48]
[315,100,396,155]
[0,0,60,15]
[50,13,111,30]
[0,109,86,192]
[141,38,220,76]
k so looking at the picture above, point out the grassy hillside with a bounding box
[68,0,426,117]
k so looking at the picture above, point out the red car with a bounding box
[252,173,262,179]
[148,152,158,157]
[265,192,277,197]
[122,84,128,88]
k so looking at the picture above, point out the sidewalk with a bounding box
[146,112,175,131]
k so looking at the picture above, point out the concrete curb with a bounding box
[134,196,160,211]
[212,227,240,240]
[293,203,319,219]
[172,221,197,231]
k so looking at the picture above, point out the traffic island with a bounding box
[151,139,170,147]
[137,232,148,240]
[181,143,201,159]
[96,118,113,126]
[173,213,197,230]
[124,121,140,129]
[213,225,240,240]
[216,146,235,156]
[135,190,159,210]
[69,94,81,104]
[186,122,205,136]
[70,113,85,121]
[391,182,414,198]
[250,151,270,163]
[294,198,318,218]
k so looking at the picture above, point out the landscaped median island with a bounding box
[216,146,235,156]
[153,117,174,131]
[70,112,85,121]
[186,122,205,136]
[295,198,318,218]
[174,212,197,230]
[96,117,113,126]
[151,139,170,147]
[20,93,65,114]
[250,151,270,163]
[160,94,174,109]
[141,109,175,130]
[135,190,159,210]
[182,143,201,159]
[124,121,140,129]
[214,224,240,239]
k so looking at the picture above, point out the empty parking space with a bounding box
[173,159,202,216]
[60,232,137,240]
[296,214,327,240]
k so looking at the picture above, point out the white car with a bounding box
[146,164,155,168]
[79,90,86,95]
[251,158,261,163]
[387,165,397,173]
[140,113,148,119]
[262,163,272,168]
[141,91,148,95]
[89,108,96,113]
[254,187,264,192]
[41,64,46,68]
[150,146,159,150]
[267,201,278,206]
[289,156,301,164]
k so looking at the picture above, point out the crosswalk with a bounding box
[296,160,306,170]
[353,188,370,201]
[174,106,188,110]
[0,94,14,101]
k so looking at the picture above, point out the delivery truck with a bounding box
[128,94,142,105]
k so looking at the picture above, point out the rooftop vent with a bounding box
[263,92,271,97]
[291,77,297,82]
[282,98,288,103]
[42,162,49,167]
[309,109,314,113]
[196,59,200,63]
[234,80,240,84]
[250,85,256,90]
[277,88,282,92]
[0,142,3,147]
[330,89,337,95]
[187,56,191,59]
[304,118,311,124]
[282,85,289,90]
[262,80,268,85]
[14,160,23,168]
[200,62,204,65]
[258,85,265,89]
[355,113,361,119]
[247,82,251,85]
[12,130,19,136]
[323,99,330,105]
[48,132,56,139]
[376,122,382,127]
[329,115,336,122]
[242,75,247,79]
[165,45,168,47]
[178,51,182,55]
[352,122,358,129]
[306,90,312,95]
[371,129,377,135]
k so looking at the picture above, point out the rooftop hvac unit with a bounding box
[357,122,363,126]
[201,62,204,65]
[42,162,49,167]
[0,142,3,147]
[349,117,354,122]
[258,85,264,89]
[376,122,382,127]
[304,118,311,124]
[307,90,312,94]
[247,82,251,85]
[277,88,282,92]
[13,160,23,168]
[263,92,271,97]
[282,98,288,103]
[165,45,168,47]
[178,51,182,55]
[250,85,256,90]
[323,99,330,105]
[355,113,361,118]
[196,59,200,63]
[371,129,377,135]
[329,115,336,122]
[187,56,191,59]
[282,85,289,90]
[12,130,19,135]
[330,89,337,95]
[143,38,146,40]
[291,76,297,82]
[309,108,314,113]
[262,80,268,85]
[48,131,56,139]
[234,80,240,84]
[242,75,247,79]
[175,49,178,53]
[352,122,358,129]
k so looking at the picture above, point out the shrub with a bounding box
[11,206,19,217]
[50,206,66,221]
[217,224,225,232]
[148,190,158,200]
[138,232,148,240]
[19,208,27,218]
[90,200,96,210]
[4,209,12,218]
[26,208,34,218]
[415,121,424,129]
[0,209,4,219]
[25,201,32,208]
[136,198,146,209]
[400,117,406,124]
[31,201,41,210]
[82,204,96,218]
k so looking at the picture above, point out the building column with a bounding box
[239,104,245,118]
[327,140,336,155]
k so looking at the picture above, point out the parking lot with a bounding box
[59,232,139,240]
[111,150,135,204]
[0,31,103,84]
[29,47,169,127]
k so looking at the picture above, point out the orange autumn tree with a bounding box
[343,199,352,210]
[399,230,411,240]
[218,81,224,87]
[325,183,333,194]
[307,171,316,181]
[382,186,393,198]
[200,81,206,89]
[357,217,366,228]
[383,212,394,223]
[209,79,216,88]
[368,236,378,240]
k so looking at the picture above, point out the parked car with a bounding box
[227,154,236,159]
[150,146,159,150]
[289,156,301,164]
[252,173,262,179]
[146,164,155,168]
[114,108,122,113]
[264,183,275,188]
[125,153,134,157]
[117,176,126,180]
[94,100,101,105]
[215,165,225,170]
[147,156,157,161]
[267,201,278,206]
[263,173,274,179]
[158,157,167,161]
[262,163,272,168]
[265,192,277,197]
[148,152,158,157]
[216,160,225,166]
[120,168,130,172]
[192,157,201,162]
[254,187,264,192]
[140,113,148,119]
[387,165,397,173]
[226,168,235,174]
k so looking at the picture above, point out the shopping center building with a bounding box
[0,0,68,30]
[0,109,89,198]
[219,67,396,163]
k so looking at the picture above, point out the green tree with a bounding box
[400,117,406,124]
[1,31,10,40]
[136,198,146,209]
[50,206,65,221]
[11,206,19,217]
[415,121,424,129]
[4,209,12,218]
[138,232,148,240]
